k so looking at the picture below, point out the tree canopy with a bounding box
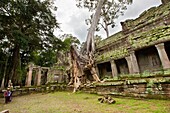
[0,0,60,86]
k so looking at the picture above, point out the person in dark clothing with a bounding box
[4,88,11,104]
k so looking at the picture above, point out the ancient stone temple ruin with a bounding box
[25,63,68,87]
[25,63,49,86]
[95,2,170,78]
[21,1,170,99]
[82,1,170,99]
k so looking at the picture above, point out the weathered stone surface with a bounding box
[0,110,9,113]
[92,75,170,99]
[95,2,170,64]
[98,95,116,104]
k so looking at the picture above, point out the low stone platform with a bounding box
[81,74,170,99]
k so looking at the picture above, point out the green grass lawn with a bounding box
[0,91,170,113]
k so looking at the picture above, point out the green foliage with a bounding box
[164,69,170,75]
[141,70,150,77]
[146,80,154,94]
[56,66,66,71]
[59,34,80,52]
[0,0,60,85]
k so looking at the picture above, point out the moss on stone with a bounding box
[97,31,123,49]
[129,25,170,49]
[125,3,170,30]
[95,47,129,62]
[95,3,170,79]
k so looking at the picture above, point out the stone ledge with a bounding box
[0,110,9,113]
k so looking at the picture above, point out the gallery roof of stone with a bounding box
[95,2,170,63]
[124,2,170,31]
[96,2,170,49]
[96,31,123,49]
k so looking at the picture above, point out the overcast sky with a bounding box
[54,0,161,42]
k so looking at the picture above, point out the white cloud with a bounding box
[54,0,162,42]
[67,9,90,42]
[54,0,89,42]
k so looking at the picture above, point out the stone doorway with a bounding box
[115,58,129,75]
[97,62,112,79]
[31,70,37,86]
[84,69,94,81]
[41,69,48,85]
[136,46,161,73]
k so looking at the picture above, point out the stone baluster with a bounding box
[155,43,170,69]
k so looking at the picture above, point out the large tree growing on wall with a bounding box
[0,0,59,85]
[68,0,133,92]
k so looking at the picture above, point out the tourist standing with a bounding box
[4,88,11,104]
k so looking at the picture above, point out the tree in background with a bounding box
[76,0,132,38]
[0,0,59,86]
[57,34,80,67]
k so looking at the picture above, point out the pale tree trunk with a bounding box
[84,0,105,82]
[72,60,81,93]
[1,57,8,89]
[70,0,105,92]
[88,52,100,82]
[86,0,105,54]
[70,45,82,92]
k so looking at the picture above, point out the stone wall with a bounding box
[1,73,169,99]
[81,72,170,99]
[0,83,67,98]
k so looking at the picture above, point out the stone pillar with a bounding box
[155,43,170,69]
[125,56,133,74]
[26,65,33,86]
[110,60,118,77]
[37,67,42,86]
[130,51,140,73]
